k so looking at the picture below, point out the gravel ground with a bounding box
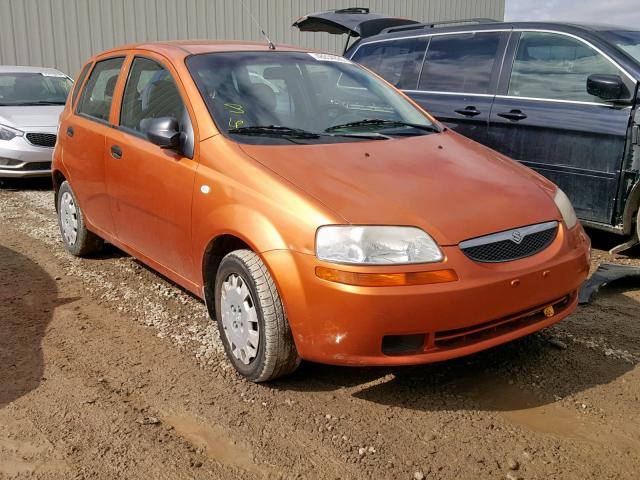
[1,178,639,480]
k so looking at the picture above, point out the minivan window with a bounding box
[187,51,436,145]
[76,57,124,121]
[603,30,640,64]
[509,32,622,103]
[0,72,72,106]
[120,57,187,135]
[351,37,428,89]
[418,32,502,94]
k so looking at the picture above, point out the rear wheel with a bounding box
[57,181,103,256]
[214,249,300,382]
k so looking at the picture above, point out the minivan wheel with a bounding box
[57,181,103,256]
[214,250,300,382]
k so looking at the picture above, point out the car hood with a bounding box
[0,105,64,128]
[239,131,560,246]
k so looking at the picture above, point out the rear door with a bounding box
[487,31,636,225]
[61,56,125,235]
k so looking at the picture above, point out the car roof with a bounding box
[363,20,639,43]
[0,65,69,76]
[92,40,314,62]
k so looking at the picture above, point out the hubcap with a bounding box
[60,191,78,246]
[220,273,260,365]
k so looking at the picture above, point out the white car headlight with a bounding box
[553,188,578,229]
[0,124,23,141]
[316,226,443,265]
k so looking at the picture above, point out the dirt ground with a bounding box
[1,178,639,480]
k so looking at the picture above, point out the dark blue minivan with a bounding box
[295,10,640,251]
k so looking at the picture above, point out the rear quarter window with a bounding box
[351,37,428,89]
[71,62,92,107]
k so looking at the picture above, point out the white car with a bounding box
[0,66,72,178]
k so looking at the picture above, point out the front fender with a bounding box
[193,203,288,261]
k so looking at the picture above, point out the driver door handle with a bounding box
[110,145,123,160]
[497,110,528,121]
[454,106,482,117]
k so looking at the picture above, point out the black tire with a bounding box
[57,181,103,256]
[214,249,300,382]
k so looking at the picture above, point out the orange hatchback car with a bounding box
[53,41,590,381]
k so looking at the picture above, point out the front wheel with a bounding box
[57,181,103,256]
[214,250,300,382]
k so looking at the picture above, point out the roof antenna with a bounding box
[240,0,276,50]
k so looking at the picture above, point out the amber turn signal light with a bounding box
[315,267,458,287]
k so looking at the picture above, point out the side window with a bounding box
[509,32,625,103]
[418,32,502,94]
[351,37,428,89]
[71,62,91,107]
[76,57,124,121]
[120,57,187,134]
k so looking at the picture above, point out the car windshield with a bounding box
[0,72,72,106]
[186,51,438,144]
[603,30,640,64]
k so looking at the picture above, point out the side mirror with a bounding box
[587,74,629,102]
[142,117,183,150]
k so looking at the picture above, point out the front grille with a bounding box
[377,292,576,357]
[460,221,558,263]
[434,294,573,350]
[25,133,57,148]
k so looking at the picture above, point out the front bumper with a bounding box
[263,223,590,366]
[0,130,55,178]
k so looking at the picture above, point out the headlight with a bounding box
[0,124,23,141]
[553,188,578,229]
[316,226,443,265]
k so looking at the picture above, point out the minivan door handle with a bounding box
[497,110,528,121]
[66,126,74,137]
[454,106,482,117]
[110,145,123,160]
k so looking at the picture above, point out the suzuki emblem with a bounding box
[512,230,523,244]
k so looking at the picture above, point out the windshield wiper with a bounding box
[228,125,389,142]
[229,125,321,139]
[326,119,441,134]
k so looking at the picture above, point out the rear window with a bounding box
[418,32,503,94]
[0,72,72,106]
[351,37,428,89]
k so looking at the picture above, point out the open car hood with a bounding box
[292,7,420,38]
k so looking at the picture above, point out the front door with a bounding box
[105,55,199,279]
[487,31,635,225]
